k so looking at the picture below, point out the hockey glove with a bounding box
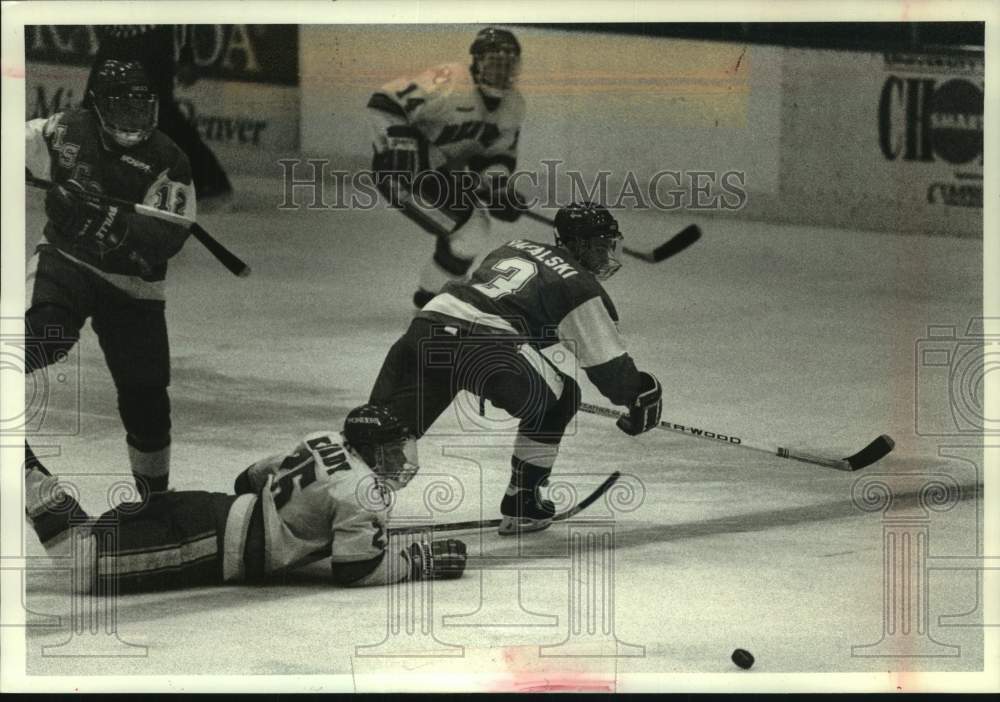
[616,371,663,436]
[485,175,527,222]
[233,466,255,495]
[45,181,130,254]
[374,125,424,177]
[406,537,467,580]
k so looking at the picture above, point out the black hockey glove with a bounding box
[45,181,130,253]
[485,175,527,222]
[617,371,663,436]
[406,538,467,580]
[233,466,255,495]
[373,124,424,178]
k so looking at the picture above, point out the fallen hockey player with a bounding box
[23,404,467,593]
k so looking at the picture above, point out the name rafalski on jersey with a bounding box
[508,240,579,279]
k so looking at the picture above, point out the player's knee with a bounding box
[24,304,80,372]
[548,375,581,430]
[529,375,580,434]
[118,385,171,451]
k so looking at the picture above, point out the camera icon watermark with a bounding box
[0,320,82,436]
[417,322,580,438]
[914,317,998,436]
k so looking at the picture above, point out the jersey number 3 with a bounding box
[471,257,537,299]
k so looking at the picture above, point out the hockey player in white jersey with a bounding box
[23,405,467,593]
[367,27,527,308]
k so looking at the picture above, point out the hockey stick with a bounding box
[26,174,251,278]
[521,209,700,264]
[387,471,621,536]
[579,402,894,472]
[623,224,701,263]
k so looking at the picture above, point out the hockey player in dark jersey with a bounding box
[367,27,528,309]
[369,202,663,534]
[84,25,233,203]
[25,60,196,499]
[23,405,467,593]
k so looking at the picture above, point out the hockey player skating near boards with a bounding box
[367,27,528,309]
[25,60,196,499]
[84,25,234,205]
[23,405,467,593]
[369,202,664,535]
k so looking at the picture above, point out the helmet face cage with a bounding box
[556,230,623,281]
[96,89,158,148]
[372,436,420,490]
[343,404,419,489]
[471,28,521,97]
[581,235,623,281]
[475,50,520,94]
[90,60,158,149]
[553,204,625,281]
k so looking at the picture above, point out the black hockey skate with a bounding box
[498,485,556,536]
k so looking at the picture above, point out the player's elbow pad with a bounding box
[585,354,643,407]
[233,467,255,495]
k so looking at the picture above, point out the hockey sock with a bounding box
[128,443,170,498]
[508,433,559,495]
[507,456,552,497]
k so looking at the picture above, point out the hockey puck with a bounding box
[731,648,754,669]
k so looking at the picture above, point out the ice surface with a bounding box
[19,178,985,684]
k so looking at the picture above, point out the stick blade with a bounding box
[553,471,621,522]
[844,434,895,471]
[622,246,655,262]
[650,224,701,262]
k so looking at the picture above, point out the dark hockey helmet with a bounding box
[553,202,624,281]
[88,59,158,149]
[470,27,521,98]
[343,404,419,489]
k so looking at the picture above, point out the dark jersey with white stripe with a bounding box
[25,108,195,300]
[419,239,643,406]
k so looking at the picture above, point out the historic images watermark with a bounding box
[850,317,997,660]
[6,465,148,658]
[1,317,82,438]
[276,158,748,213]
[914,317,998,437]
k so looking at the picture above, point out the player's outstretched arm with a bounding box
[330,536,467,586]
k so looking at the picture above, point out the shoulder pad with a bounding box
[561,266,608,305]
[414,62,464,99]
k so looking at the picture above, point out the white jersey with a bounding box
[223,431,409,586]
[368,62,524,173]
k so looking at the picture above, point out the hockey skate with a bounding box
[24,444,88,547]
[498,485,556,536]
